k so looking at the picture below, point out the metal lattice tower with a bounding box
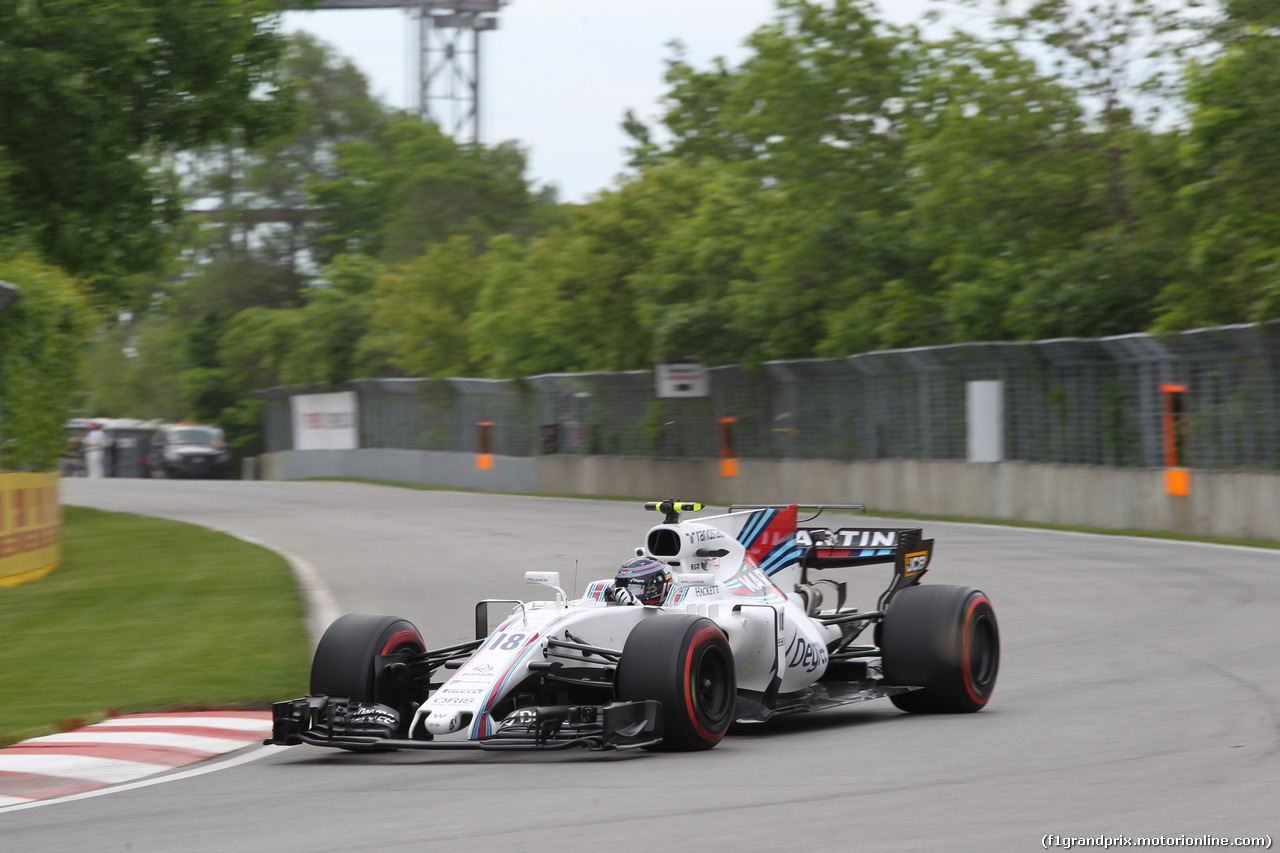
[304,1,506,142]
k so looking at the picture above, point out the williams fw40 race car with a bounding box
[267,501,999,753]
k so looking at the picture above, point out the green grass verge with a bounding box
[310,477,1280,551]
[0,506,310,747]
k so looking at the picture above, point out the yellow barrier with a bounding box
[0,472,61,587]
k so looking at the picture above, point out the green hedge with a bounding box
[0,254,92,471]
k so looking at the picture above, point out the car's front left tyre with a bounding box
[311,613,426,739]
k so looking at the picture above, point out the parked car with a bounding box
[97,418,161,478]
[150,423,230,479]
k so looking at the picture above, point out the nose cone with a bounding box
[425,709,469,735]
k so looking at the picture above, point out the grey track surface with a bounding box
[7,478,1279,852]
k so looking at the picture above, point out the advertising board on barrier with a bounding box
[0,472,61,587]
[291,391,359,451]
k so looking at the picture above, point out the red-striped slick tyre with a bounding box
[617,615,736,751]
[880,585,999,713]
[310,613,426,738]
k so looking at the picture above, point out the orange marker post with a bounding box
[718,417,738,478]
[1159,384,1189,496]
[476,422,494,471]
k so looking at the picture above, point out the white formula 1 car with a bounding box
[268,501,999,752]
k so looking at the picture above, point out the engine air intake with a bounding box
[647,527,682,558]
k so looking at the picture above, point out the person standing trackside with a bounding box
[84,422,108,478]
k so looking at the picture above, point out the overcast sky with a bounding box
[281,1,966,203]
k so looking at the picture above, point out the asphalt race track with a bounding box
[7,479,1278,852]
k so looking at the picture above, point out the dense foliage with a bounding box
[0,256,91,471]
[0,0,288,467]
[22,1,1280,462]
[0,0,290,306]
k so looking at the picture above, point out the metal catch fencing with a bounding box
[258,322,1280,470]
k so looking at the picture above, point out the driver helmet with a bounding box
[614,556,672,606]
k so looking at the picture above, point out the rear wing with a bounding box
[800,525,934,605]
[729,505,933,599]
[797,526,933,574]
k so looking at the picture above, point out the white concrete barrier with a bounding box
[259,450,1280,543]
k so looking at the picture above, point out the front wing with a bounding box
[266,695,663,751]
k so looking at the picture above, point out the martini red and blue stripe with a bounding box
[737,505,801,576]
[470,612,578,738]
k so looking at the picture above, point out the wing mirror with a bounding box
[524,571,567,603]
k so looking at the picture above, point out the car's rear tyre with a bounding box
[311,613,426,739]
[617,615,735,751]
[880,585,999,713]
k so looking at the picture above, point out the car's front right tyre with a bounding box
[616,615,735,750]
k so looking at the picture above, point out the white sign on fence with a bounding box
[292,391,359,450]
[966,380,1004,463]
[655,363,709,398]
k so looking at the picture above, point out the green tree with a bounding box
[469,233,586,378]
[470,161,731,378]
[899,37,1151,341]
[309,117,548,265]
[218,308,306,396]
[213,254,392,389]
[1158,1,1280,327]
[939,0,1201,339]
[469,164,717,377]
[82,33,395,451]
[186,33,390,285]
[0,0,291,304]
[367,236,485,377]
[628,1,931,358]
[288,254,394,386]
[631,166,757,364]
[81,315,188,422]
[563,164,712,370]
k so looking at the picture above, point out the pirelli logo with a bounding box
[0,473,61,587]
[0,526,60,558]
